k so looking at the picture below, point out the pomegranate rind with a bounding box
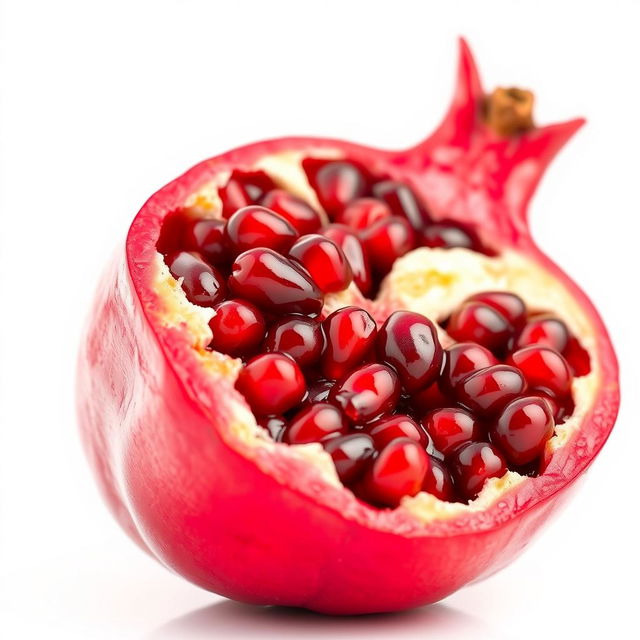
[77,39,619,614]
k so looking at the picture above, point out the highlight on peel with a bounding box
[78,39,619,614]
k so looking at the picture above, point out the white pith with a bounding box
[150,149,600,523]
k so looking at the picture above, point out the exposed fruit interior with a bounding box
[154,152,599,516]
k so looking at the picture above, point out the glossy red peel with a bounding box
[77,39,619,614]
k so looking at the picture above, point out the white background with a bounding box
[1,1,639,638]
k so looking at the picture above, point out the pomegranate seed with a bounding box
[235,353,306,415]
[219,169,276,218]
[422,223,476,249]
[469,291,527,329]
[264,316,324,369]
[167,251,226,307]
[228,248,323,316]
[563,335,591,376]
[321,306,377,380]
[183,218,229,265]
[447,301,512,353]
[365,414,427,448]
[489,396,554,466]
[422,456,456,501]
[372,180,431,230]
[455,364,527,416]
[507,346,573,398]
[260,189,322,235]
[156,210,191,255]
[535,393,574,424]
[359,438,430,507]
[329,363,401,424]
[284,402,349,444]
[361,216,416,275]
[323,434,376,484]
[322,224,373,296]
[516,316,570,352]
[224,205,298,255]
[440,342,498,391]
[410,383,451,415]
[306,379,334,403]
[258,415,287,442]
[303,159,369,217]
[376,311,443,392]
[422,408,480,456]
[208,299,266,357]
[288,234,353,294]
[338,198,392,229]
[450,442,507,501]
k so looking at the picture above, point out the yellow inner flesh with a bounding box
[150,150,600,523]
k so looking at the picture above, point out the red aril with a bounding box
[422,456,456,501]
[365,414,427,448]
[361,216,416,275]
[166,251,226,307]
[219,169,276,218]
[422,408,480,456]
[306,379,334,404]
[322,224,373,296]
[284,402,349,444]
[208,299,265,357]
[183,218,229,265]
[260,189,322,235]
[264,316,324,369]
[224,205,298,255]
[372,180,431,230]
[258,415,287,442]
[338,198,392,229]
[507,346,573,397]
[322,434,376,483]
[516,316,570,352]
[447,301,513,354]
[441,342,498,391]
[422,223,476,250]
[450,442,508,501]
[455,365,527,416]
[469,291,526,329]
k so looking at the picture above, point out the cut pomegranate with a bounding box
[284,402,349,445]
[489,396,554,466]
[208,299,265,358]
[288,234,353,293]
[224,205,298,255]
[263,316,324,369]
[422,408,480,456]
[376,311,443,392]
[450,442,508,501]
[455,365,527,416]
[322,434,376,483]
[235,353,306,416]
[79,41,619,615]
[321,306,377,380]
[322,224,373,296]
[166,251,226,307]
[260,189,322,235]
[329,363,401,424]
[228,248,323,316]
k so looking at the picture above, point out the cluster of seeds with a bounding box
[158,160,590,507]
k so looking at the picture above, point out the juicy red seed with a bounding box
[450,442,507,501]
[441,342,498,391]
[563,336,591,376]
[156,210,191,255]
[534,393,574,424]
[306,379,334,403]
[284,402,349,444]
[469,291,527,328]
[361,216,416,275]
[507,346,573,398]
[376,310,443,392]
[322,434,376,484]
[182,218,229,265]
[224,205,298,255]
[235,353,306,415]
[489,396,554,466]
[338,198,392,229]
[455,364,527,416]
[303,159,369,217]
[516,316,570,352]
[208,299,266,357]
[372,180,431,230]
[447,301,513,353]
[422,408,480,456]
[258,415,287,442]
[422,456,456,501]
[264,316,324,369]
[329,363,401,424]
[359,437,430,507]
[365,414,427,448]
[322,224,373,296]
[410,382,450,415]
[167,251,226,307]
[260,189,322,235]
[219,170,276,218]
[321,306,377,380]
[288,234,353,294]
[422,223,476,249]
[228,248,323,317]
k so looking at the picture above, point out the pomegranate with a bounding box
[78,40,619,614]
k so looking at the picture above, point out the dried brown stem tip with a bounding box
[485,87,535,136]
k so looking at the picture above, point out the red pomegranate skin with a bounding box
[77,40,620,614]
